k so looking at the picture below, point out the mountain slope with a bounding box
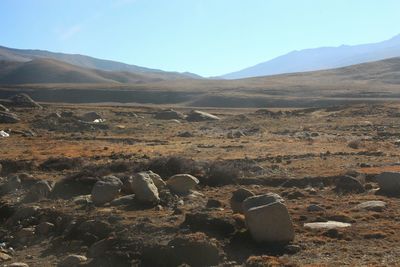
[0,58,194,84]
[222,34,400,79]
[0,45,201,79]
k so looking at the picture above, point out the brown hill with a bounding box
[0,58,195,84]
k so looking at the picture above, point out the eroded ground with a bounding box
[1,101,400,266]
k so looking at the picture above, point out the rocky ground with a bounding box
[1,94,400,266]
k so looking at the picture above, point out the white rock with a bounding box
[91,176,122,205]
[132,173,160,203]
[167,174,199,194]
[245,201,294,243]
[304,221,351,229]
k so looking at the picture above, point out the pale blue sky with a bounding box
[1,0,399,76]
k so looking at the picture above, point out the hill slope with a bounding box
[0,45,200,79]
[222,34,400,79]
[0,58,195,84]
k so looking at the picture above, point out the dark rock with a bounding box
[334,175,365,194]
[9,93,42,108]
[182,212,236,237]
[0,111,20,123]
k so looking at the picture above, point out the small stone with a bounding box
[9,263,29,267]
[206,199,222,208]
[58,254,87,267]
[0,251,12,261]
[307,204,325,212]
[110,194,135,206]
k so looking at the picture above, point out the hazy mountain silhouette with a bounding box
[221,34,400,79]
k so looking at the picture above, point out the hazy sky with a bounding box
[1,0,400,76]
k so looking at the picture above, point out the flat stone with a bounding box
[304,221,351,229]
[356,201,386,212]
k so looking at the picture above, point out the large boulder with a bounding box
[9,93,42,108]
[132,172,160,204]
[242,193,284,215]
[186,110,220,122]
[376,172,400,195]
[0,111,20,123]
[24,180,52,202]
[334,175,365,194]
[245,201,294,243]
[143,170,166,190]
[81,111,102,122]
[91,176,122,205]
[154,109,186,120]
[230,188,255,214]
[167,174,199,194]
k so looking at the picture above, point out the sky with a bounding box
[1,0,400,77]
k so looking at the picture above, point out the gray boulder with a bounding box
[9,93,42,108]
[242,193,284,215]
[154,109,186,120]
[24,180,52,202]
[91,176,122,205]
[334,175,365,194]
[167,174,199,194]
[376,172,400,195]
[132,172,160,204]
[0,111,20,123]
[186,110,220,122]
[356,200,386,212]
[245,201,294,243]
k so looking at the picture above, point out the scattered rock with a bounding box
[9,263,29,267]
[178,131,194,137]
[132,172,160,204]
[88,237,116,258]
[227,130,246,139]
[356,201,386,212]
[58,254,87,267]
[10,205,39,223]
[9,93,42,108]
[182,212,236,237]
[245,201,295,243]
[0,104,9,112]
[167,174,199,194]
[143,170,166,190]
[16,227,35,243]
[110,194,135,206]
[286,190,306,200]
[334,175,365,194]
[0,251,12,261]
[186,110,220,122]
[24,180,52,202]
[376,172,400,195]
[206,199,222,208]
[81,111,102,122]
[168,232,221,267]
[230,188,255,214]
[0,111,20,123]
[242,193,284,215]
[304,221,351,229]
[307,204,325,212]
[154,109,186,120]
[91,176,123,205]
[36,222,55,236]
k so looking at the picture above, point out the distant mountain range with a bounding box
[0,45,201,83]
[221,34,400,79]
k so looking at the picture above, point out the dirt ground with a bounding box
[1,101,400,266]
